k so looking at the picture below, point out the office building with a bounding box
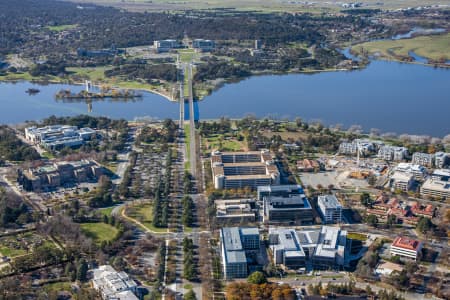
[270,226,348,270]
[92,265,138,300]
[263,193,313,225]
[153,39,181,52]
[215,198,257,224]
[257,184,304,201]
[390,237,423,261]
[269,228,306,269]
[25,125,95,151]
[318,195,342,224]
[378,146,408,161]
[389,172,414,192]
[420,178,450,200]
[434,152,450,168]
[220,227,260,279]
[192,39,215,52]
[412,152,434,167]
[211,150,280,190]
[18,160,103,191]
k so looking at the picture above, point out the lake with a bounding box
[0,59,449,137]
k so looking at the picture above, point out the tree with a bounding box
[184,289,196,300]
[416,217,433,234]
[360,192,372,207]
[247,271,267,284]
[365,214,378,227]
[76,259,88,282]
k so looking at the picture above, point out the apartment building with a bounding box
[390,171,414,192]
[395,163,427,181]
[378,146,408,161]
[420,178,450,200]
[434,152,450,168]
[411,152,435,167]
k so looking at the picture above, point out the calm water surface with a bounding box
[0,59,449,137]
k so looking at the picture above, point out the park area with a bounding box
[124,202,167,233]
[80,222,119,245]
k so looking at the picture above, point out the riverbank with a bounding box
[351,32,450,67]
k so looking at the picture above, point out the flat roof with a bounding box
[422,179,450,192]
[266,194,311,210]
[258,184,303,193]
[318,195,342,209]
[392,236,422,251]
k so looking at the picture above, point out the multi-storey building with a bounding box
[420,178,450,200]
[211,150,280,190]
[220,227,260,280]
[153,39,181,52]
[215,199,257,224]
[25,125,95,150]
[269,226,348,270]
[434,152,450,169]
[395,163,427,181]
[18,160,103,191]
[263,194,313,225]
[389,171,414,192]
[390,237,423,261]
[412,152,435,168]
[192,39,215,52]
[92,265,138,300]
[378,146,408,161]
[338,139,376,156]
[317,195,342,224]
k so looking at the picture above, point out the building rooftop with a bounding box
[318,195,342,209]
[422,178,450,192]
[391,171,413,182]
[392,236,422,251]
[269,228,305,257]
[266,194,311,210]
[257,184,304,194]
[314,226,347,259]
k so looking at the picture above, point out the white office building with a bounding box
[318,195,342,224]
[92,265,138,300]
[412,152,434,167]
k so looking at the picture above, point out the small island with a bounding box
[55,88,142,100]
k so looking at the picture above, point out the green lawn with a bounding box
[46,24,77,32]
[99,206,116,217]
[178,49,196,63]
[184,124,191,171]
[0,246,27,258]
[41,151,55,159]
[347,232,368,241]
[66,66,111,81]
[125,203,168,233]
[80,222,119,244]
[42,281,73,293]
[353,33,450,62]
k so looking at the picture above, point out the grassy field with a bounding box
[66,66,111,81]
[0,246,27,258]
[125,203,167,233]
[42,281,73,293]
[71,0,446,12]
[99,206,116,217]
[353,33,450,62]
[347,232,368,241]
[184,124,191,170]
[80,222,119,244]
[46,24,78,32]
[179,49,195,63]
[204,134,244,152]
